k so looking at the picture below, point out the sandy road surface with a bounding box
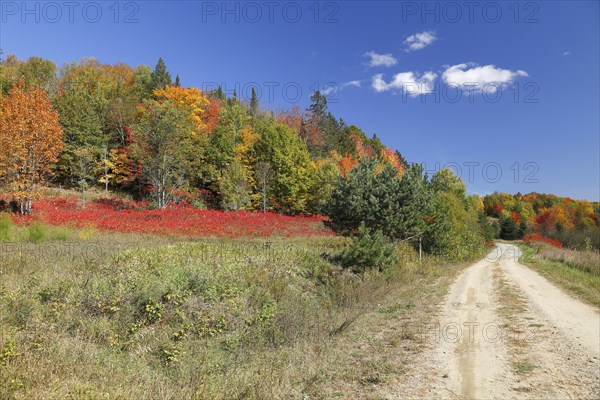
[391,244,600,399]
[496,243,599,355]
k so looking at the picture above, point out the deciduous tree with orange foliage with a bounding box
[0,80,63,214]
[380,147,404,176]
[153,85,210,134]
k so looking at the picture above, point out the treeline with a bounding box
[483,192,600,249]
[0,54,496,260]
[0,55,404,214]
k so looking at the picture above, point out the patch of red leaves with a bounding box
[12,196,333,238]
[523,233,563,249]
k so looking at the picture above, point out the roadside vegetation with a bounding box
[306,256,474,398]
[518,242,600,307]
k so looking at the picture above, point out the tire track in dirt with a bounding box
[432,253,512,399]
[389,245,600,399]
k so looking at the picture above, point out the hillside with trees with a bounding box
[4,55,597,254]
[0,54,498,260]
[0,55,404,213]
[483,192,600,249]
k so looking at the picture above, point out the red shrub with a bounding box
[11,196,333,238]
[523,233,563,249]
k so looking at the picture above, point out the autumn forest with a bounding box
[0,54,598,251]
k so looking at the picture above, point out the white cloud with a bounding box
[562,51,571,56]
[442,63,528,92]
[371,71,437,96]
[321,87,336,96]
[342,80,361,88]
[321,80,362,96]
[364,51,397,67]
[372,74,389,93]
[404,31,437,51]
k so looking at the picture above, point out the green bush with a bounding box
[338,224,398,273]
[49,226,73,241]
[0,213,14,241]
[24,222,47,243]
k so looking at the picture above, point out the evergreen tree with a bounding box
[174,74,181,87]
[227,89,238,107]
[150,58,172,91]
[250,86,259,115]
[518,220,528,238]
[395,150,408,167]
[325,159,432,240]
[214,86,226,102]
[499,215,520,240]
[308,90,327,123]
[338,223,398,273]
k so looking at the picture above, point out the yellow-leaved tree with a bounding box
[0,80,63,214]
[153,86,210,134]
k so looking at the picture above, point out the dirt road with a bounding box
[392,244,600,399]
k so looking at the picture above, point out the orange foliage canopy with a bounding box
[277,106,303,136]
[380,147,404,176]
[0,80,63,213]
[338,155,358,177]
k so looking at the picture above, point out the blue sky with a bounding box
[1,1,599,200]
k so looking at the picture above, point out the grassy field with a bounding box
[0,215,486,400]
[518,243,600,307]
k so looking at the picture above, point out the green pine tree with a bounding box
[325,160,432,240]
[250,86,259,115]
[150,57,172,91]
[499,216,520,240]
[214,86,225,101]
[308,90,327,123]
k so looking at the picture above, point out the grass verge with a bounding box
[517,243,600,307]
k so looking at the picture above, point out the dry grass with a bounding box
[518,243,600,306]
[530,244,600,275]
[0,221,486,400]
[303,257,477,399]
